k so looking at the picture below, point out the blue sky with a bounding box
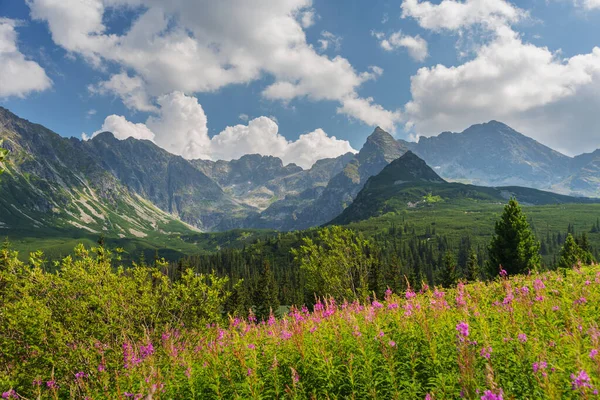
[1,0,600,167]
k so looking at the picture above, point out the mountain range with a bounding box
[0,107,598,242]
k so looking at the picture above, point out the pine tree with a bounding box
[488,198,541,276]
[440,251,457,287]
[466,249,479,281]
[558,233,583,269]
[254,261,279,320]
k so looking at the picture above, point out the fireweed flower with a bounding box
[406,289,416,300]
[140,342,154,359]
[456,321,469,338]
[372,300,383,309]
[590,349,598,359]
[574,297,587,305]
[2,390,17,399]
[534,279,545,290]
[46,381,58,389]
[389,340,396,347]
[533,361,548,376]
[74,371,86,379]
[571,370,593,390]
[518,333,527,343]
[248,343,256,350]
[480,346,492,360]
[481,389,503,400]
[499,267,507,277]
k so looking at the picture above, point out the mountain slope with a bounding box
[409,121,572,188]
[331,151,600,225]
[284,127,409,230]
[0,108,208,254]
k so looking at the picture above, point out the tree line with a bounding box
[154,198,597,318]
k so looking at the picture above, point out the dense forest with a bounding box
[149,201,599,318]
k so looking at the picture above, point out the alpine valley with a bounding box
[1,107,599,259]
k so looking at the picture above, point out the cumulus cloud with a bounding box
[84,114,155,141]
[146,92,212,160]
[85,92,356,168]
[318,31,342,52]
[338,95,402,132]
[89,72,157,112]
[27,0,395,130]
[0,18,52,98]
[374,31,429,61]
[403,26,600,154]
[400,0,526,32]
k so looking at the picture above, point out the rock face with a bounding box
[0,107,197,238]
[282,127,409,230]
[1,106,598,236]
[331,151,600,226]
[408,121,599,197]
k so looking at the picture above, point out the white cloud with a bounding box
[146,92,212,160]
[400,0,526,32]
[299,9,316,28]
[375,31,429,61]
[0,18,52,98]
[338,95,402,132]
[238,113,249,122]
[27,0,394,129]
[86,92,357,168]
[89,72,157,112]
[318,31,342,52]
[403,26,600,154]
[85,114,155,141]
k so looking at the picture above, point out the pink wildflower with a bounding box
[456,321,469,337]
[571,370,593,390]
[518,333,527,343]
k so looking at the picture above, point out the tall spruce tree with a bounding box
[558,233,583,269]
[466,249,479,282]
[488,198,541,276]
[254,261,279,320]
[440,251,457,287]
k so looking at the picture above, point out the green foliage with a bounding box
[254,261,279,320]
[488,198,541,276]
[292,226,374,302]
[1,246,598,399]
[0,244,231,393]
[558,233,596,269]
[466,249,480,281]
[423,192,443,204]
[0,140,7,175]
[439,251,458,287]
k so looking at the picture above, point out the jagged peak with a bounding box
[90,131,117,142]
[368,151,445,187]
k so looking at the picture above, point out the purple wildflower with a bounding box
[456,321,469,338]
[2,390,17,399]
[590,349,598,359]
[248,343,256,350]
[480,346,492,360]
[46,381,58,389]
[372,300,383,309]
[140,342,154,359]
[74,371,86,380]
[481,389,503,400]
[571,370,593,390]
[389,340,396,347]
[518,333,527,343]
